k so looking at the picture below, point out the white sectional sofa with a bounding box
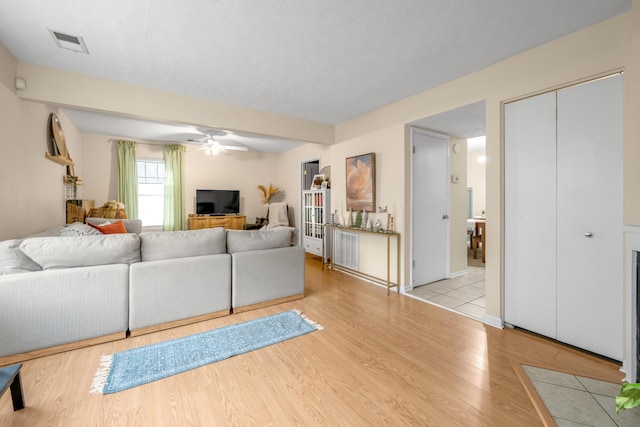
[0,225,304,365]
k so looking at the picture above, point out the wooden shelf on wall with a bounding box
[45,152,74,166]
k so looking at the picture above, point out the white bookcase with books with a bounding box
[302,189,330,257]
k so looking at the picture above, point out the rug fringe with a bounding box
[293,309,324,330]
[90,354,113,394]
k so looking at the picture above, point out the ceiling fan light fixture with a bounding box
[205,139,221,156]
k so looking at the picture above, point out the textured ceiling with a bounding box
[0,0,630,148]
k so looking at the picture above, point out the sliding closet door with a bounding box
[504,92,557,338]
[556,75,623,361]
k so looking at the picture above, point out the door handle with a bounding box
[584,232,593,238]
[442,214,450,220]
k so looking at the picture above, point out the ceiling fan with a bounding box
[187,129,249,155]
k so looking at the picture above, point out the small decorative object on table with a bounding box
[387,214,395,232]
[354,211,362,228]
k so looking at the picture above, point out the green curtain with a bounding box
[163,144,186,231]
[116,140,139,219]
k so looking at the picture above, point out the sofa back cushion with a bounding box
[19,234,141,269]
[226,229,292,254]
[139,228,226,261]
[0,239,42,274]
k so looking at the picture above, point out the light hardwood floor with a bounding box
[0,256,623,426]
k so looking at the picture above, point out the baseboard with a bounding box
[0,331,126,367]
[448,269,469,279]
[129,309,231,337]
[232,294,304,314]
[482,314,504,329]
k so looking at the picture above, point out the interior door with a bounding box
[556,74,623,361]
[412,128,449,287]
[504,91,558,338]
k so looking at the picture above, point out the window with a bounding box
[137,159,165,226]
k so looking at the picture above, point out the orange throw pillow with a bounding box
[88,220,128,234]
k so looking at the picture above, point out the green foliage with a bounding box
[616,383,640,414]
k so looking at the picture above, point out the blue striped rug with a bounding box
[91,310,322,394]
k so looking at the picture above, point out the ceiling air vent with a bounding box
[48,29,89,54]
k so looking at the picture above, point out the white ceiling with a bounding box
[0,0,630,150]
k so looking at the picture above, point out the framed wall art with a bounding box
[346,152,375,211]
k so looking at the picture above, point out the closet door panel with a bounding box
[556,75,623,361]
[504,91,557,338]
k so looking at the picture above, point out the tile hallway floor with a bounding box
[523,365,640,426]
[407,264,486,320]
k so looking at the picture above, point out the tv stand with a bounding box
[188,214,246,230]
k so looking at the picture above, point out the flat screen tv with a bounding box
[196,189,240,216]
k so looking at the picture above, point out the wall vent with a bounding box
[48,29,89,54]
[334,229,358,270]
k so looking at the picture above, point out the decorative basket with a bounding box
[87,208,127,219]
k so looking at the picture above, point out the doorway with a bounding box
[405,101,487,321]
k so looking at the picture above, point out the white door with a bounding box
[504,74,623,361]
[412,128,449,287]
[504,91,558,338]
[556,74,623,361]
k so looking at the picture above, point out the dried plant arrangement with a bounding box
[257,184,279,204]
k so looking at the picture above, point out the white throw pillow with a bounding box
[59,222,103,236]
[0,239,42,274]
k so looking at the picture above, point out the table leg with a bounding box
[10,371,24,411]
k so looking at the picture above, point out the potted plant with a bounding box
[616,383,640,414]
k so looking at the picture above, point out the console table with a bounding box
[324,224,400,295]
[188,214,246,230]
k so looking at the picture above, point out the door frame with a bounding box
[300,158,320,246]
[409,127,451,290]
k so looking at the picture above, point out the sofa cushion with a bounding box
[0,239,42,274]
[88,220,128,234]
[139,228,226,261]
[19,234,141,269]
[226,229,292,254]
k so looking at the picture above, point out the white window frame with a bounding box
[137,158,165,228]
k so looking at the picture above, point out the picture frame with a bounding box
[320,180,328,189]
[346,152,376,211]
[311,174,325,190]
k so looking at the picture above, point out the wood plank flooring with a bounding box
[0,256,623,426]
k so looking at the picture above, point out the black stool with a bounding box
[0,364,24,411]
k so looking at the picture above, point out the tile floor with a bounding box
[523,365,640,426]
[407,264,486,320]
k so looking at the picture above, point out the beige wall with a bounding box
[274,142,332,233]
[15,63,334,146]
[328,125,405,284]
[0,42,16,94]
[82,132,283,228]
[449,136,468,274]
[0,90,83,239]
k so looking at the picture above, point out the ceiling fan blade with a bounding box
[220,145,249,151]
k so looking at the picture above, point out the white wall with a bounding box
[467,150,486,217]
